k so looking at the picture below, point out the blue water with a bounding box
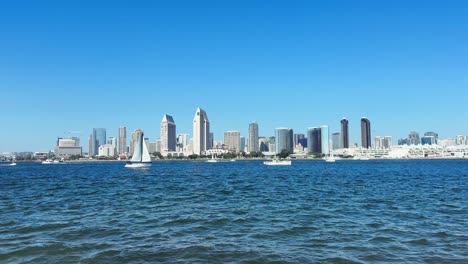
[0,160,467,263]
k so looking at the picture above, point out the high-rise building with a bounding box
[361,118,371,149]
[118,126,127,155]
[275,128,293,154]
[332,132,340,150]
[107,137,117,148]
[409,131,420,145]
[92,128,106,156]
[88,134,93,156]
[259,137,270,152]
[209,133,214,150]
[421,136,435,145]
[193,108,210,155]
[424,132,438,144]
[224,131,241,153]
[248,122,259,152]
[307,127,322,155]
[130,129,143,157]
[161,114,176,152]
[375,136,392,149]
[320,125,330,155]
[240,136,246,152]
[176,134,189,152]
[294,134,305,147]
[341,118,349,148]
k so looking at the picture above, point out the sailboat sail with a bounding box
[131,133,143,162]
[142,139,151,162]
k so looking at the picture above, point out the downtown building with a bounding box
[341,118,349,149]
[409,131,420,145]
[224,131,241,153]
[375,136,393,149]
[275,128,293,154]
[332,132,341,150]
[161,114,176,152]
[91,128,106,156]
[248,121,259,152]
[361,118,371,149]
[307,127,322,155]
[192,107,210,155]
[118,126,127,156]
[55,137,82,158]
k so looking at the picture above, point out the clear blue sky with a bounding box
[1,1,467,152]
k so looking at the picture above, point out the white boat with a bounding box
[42,159,54,164]
[264,158,291,166]
[206,154,219,163]
[325,153,336,163]
[9,162,16,166]
[125,130,152,168]
[230,159,236,162]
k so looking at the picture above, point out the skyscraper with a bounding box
[307,127,321,155]
[409,131,420,145]
[118,126,127,155]
[361,118,371,149]
[259,137,270,152]
[193,107,210,155]
[248,122,259,152]
[294,134,305,147]
[332,132,340,150]
[161,114,176,152]
[224,131,241,153]
[240,136,246,152]
[92,128,106,156]
[320,125,330,155]
[341,118,349,149]
[275,128,293,154]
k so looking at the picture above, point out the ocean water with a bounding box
[0,160,467,263]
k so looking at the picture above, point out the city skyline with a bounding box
[1,1,468,151]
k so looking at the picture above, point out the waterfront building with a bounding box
[248,122,259,152]
[424,132,438,144]
[55,137,82,157]
[118,126,127,155]
[149,142,157,154]
[294,134,305,147]
[275,128,293,154]
[341,118,349,148]
[409,131,420,145]
[224,131,241,153]
[421,136,435,145]
[320,125,330,155]
[332,132,340,150]
[161,114,176,152]
[193,107,210,155]
[361,118,371,149]
[307,127,321,155]
[155,139,162,153]
[92,128,106,156]
[98,144,116,157]
[209,133,214,150]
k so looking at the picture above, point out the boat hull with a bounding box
[263,160,291,166]
[125,162,152,168]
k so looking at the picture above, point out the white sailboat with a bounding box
[125,131,152,168]
[206,153,219,163]
[325,151,336,162]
